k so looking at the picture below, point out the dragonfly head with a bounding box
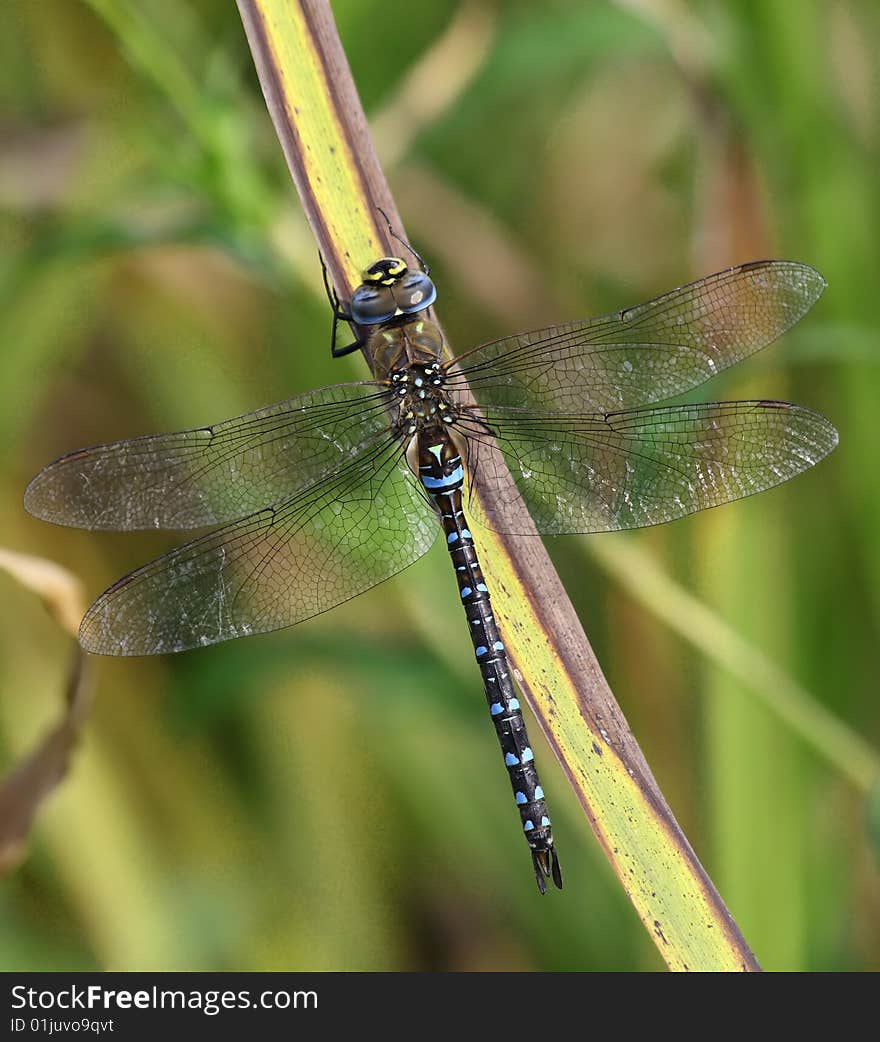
[350,257,437,325]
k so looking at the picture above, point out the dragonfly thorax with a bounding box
[391,363,455,436]
[369,317,445,378]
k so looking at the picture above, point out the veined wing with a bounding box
[447,261,825,413]
[25,382,393,530]
[79,433,438,655]
[459,401,838,535]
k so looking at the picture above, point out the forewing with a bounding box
[449,262,825,413]
[25,382,393,530]
[461,402,838,535]
[78,435,438,655]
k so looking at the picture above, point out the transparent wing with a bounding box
[448,261,825,413]
[459,401,838,535]
[79,434,438,655]
[25,382,393,530]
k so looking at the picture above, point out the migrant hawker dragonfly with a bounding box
[25,254,837,892]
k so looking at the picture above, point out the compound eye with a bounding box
[393,270,437,314]
[350,284,396,325]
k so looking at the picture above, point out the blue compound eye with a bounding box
[393,270,437,314]
[349,284,396,325]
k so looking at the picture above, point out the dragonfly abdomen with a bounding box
[417,431,562,893]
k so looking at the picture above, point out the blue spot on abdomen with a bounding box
[422,465,464,490]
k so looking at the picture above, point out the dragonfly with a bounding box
[25,252,838,893]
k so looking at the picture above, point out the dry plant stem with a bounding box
[0,549,93,875]
[237,0,760,971]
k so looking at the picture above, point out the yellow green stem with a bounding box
[236,0,760,970]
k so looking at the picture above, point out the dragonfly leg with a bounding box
[331,336,363,358]
[319,251,361,358]
[377,206,430,274]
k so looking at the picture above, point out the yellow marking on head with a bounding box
[363,270,382,282]
[381,278,396,286]
[388,259,406,275]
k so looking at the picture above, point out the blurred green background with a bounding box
[1,0,878,971]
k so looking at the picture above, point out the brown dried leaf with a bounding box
[0,548,93,875]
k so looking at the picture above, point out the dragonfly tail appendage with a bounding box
[532,847,564,895]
